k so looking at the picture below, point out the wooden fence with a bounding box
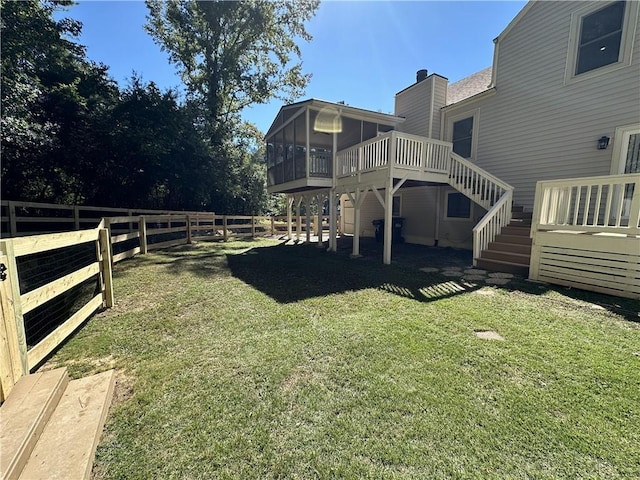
[0,201,332,401]
[529,174,640,299]
[0,224,113,401]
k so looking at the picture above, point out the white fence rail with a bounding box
[530,174,640,299]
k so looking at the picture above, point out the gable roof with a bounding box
[446,67,493,106]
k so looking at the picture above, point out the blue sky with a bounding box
[57,0,527,133]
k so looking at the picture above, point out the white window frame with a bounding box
[445,191,473,220]
[446,109,480,160]
[564,1,639,85]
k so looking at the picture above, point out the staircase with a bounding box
[476,206,532,276]
[0,368,115,480]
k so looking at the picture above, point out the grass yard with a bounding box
[43,239,640,479]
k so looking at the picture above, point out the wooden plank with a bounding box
[26,294,103,371]
[147,238,185,250]
[538,263,640,288]
[21,263,100,315]
[0,243,28,378]
[10,228,100,257]
[535,230,640,253]
[540,255,637,278]
[99,229,114,308]
[0,264,18,400]
[541,246,639,265]
[104,216,137,224]
[7,201,74,210]
[112,247,141,264]
[19,370,115,480]
[540,250,639,271]
[145,226,187,236]
[14,217,75,224]
[111,231,139,244]
[139,216,147,254]
[538,275,639,299]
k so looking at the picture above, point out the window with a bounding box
[392,195,401,217]
[576,2,625,75]
[566,1,638,83]
[446,192,471,219]
[452,117,473,158]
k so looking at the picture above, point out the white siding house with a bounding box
[266,0,639,298]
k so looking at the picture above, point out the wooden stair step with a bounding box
[18,370,115,480]
[0,368,69,480]
[487,241,532,255]
[476,258,530,276]
[511,210,532,220]
[511,205,525,213]
[500,225,531,236]
[495,233,533,246]
[481,250,531,265]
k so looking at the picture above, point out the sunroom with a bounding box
[265,99,404,194]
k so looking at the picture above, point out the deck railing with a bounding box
[336,131,451,177]
[529,174,640,299]
[533,173,640,233]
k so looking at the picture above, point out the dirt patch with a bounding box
[474,330,505,341]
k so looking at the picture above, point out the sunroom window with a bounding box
[575,1,625,75]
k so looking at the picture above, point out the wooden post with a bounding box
[0,241,28,377]
[251,215,256,238]
[328,190,337,252]
[287,196,293,240]
[353,190,361,257]
[98,229,114,308]
[73,206,80,230]
[139,216,148,254]
[383,178,393,265]
[296,197,303,242]
[8,201,16,237]
[186,214,192,244]
[128,209,134,233]
[305,196,311,244]
[223,215,228,241]
[271,216,275,236]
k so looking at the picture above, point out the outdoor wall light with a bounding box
[597,136,610,150]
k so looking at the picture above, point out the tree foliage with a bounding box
[1,0,316,214]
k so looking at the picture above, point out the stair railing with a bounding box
[447,153,514,265]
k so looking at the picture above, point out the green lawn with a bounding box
[44,239,640,479]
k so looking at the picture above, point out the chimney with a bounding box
[416,69,428,83]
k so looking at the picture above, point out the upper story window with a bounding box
[575,1,625,75]
[452,117,473,158]
[566,1,638,84]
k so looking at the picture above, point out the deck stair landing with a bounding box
[477,206,532,276]
[0,368,115,480]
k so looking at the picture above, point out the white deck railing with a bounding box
[532,173,640,234]
[336,131,451,177]
[446,154,514,264]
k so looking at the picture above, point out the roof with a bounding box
[265,98,404,138]
[446,67,493,106]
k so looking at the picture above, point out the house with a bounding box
[265,1,640,297]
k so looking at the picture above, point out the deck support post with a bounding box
[305,195,312,243]
[383,178,394,265]
[316,193,324,247]
[328,189,337,252]
[352,189,362,257]
[296,196,303,242]
[287,195,293,240]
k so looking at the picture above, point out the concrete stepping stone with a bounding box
[442,270,464,277]
[464,269,487,275]
[463,275,486,282]
[419,267,440,273]
[488,272,514,279]
[485,277,511,285]
[474,330,505,341]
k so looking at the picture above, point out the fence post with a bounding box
[8,201,16,237]
[223,215,228,241]
[0,241,28,379]
[98,228,114,308]
[186,214,192,244]
[139,216,148,254]
[128,209,134,233]
[271,216,275,236]
[73,206,80,230]
[251,215,256,238]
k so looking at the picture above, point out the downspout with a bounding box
[428,77,435,139]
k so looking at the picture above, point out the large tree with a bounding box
[145,0,318,139]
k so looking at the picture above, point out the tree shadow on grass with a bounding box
[225,241,484,304]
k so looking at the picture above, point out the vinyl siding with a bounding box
[443,1,640,208]
[395,79,432,136]
[341,186,483,250]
